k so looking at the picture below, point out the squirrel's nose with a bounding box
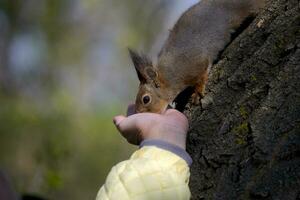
[127,104,136,116]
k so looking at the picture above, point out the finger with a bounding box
[127,104,136,116]
[116,115,138,133]
[113,115,141,145]
[165,108,186,118]
[113,115,126,126]
[164,109,189,127]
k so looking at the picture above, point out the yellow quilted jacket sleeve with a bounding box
[96,143,191,200]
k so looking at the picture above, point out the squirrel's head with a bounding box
[129,49,169,113]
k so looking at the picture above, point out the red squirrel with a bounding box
[129,0,265,113]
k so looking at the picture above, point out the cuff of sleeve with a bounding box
[139,139,193,166]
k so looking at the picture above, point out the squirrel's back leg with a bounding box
[191,63,211,105]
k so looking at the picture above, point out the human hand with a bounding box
[113,104,189,150]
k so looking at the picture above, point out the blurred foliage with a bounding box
[0,90,135,199]
[0,0,197,199]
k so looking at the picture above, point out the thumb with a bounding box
[114,115,138,134]
[113,115,126,126]
[113,114,141,145]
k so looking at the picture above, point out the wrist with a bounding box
[146,135,186,150]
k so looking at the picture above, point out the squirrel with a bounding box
[129,0,265,113]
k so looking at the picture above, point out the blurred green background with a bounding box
[0,0,197,199]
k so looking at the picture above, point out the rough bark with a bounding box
[186,0,300,199]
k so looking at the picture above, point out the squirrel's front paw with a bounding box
[191,92,203,105]
[191,81,206,106]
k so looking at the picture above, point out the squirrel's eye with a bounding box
[142,95,151,105]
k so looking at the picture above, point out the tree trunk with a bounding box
[186,0,300,199]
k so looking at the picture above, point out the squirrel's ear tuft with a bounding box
[128,48,153,83]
